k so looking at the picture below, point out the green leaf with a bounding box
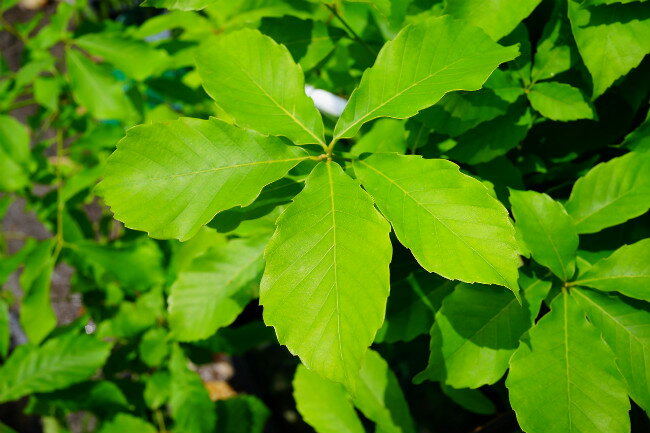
[354,154,520,293]
[350,119,407,156]
[98,117,308,241]
[509,189,578,280]
[260,161,392,386]
[0,299,9,358]
[259,16,344,72]
[333,16,519,140]
[443,0,543,41]
[170,346,216,433]
[564,152,650,233]
[19,240,57,345]
[65,49,137,121]
[349,350,416,433]
[574,288,650,413]
[0,334,112,403]
[346,0,392,17]
[417,70,521,137]
[208,178,302,233]
[527,82,595,121]
[196,28,325,146]
[0,239,35,286]
[0,115,31,192]
[531,2,576,82]
[99,414,156,433]
[586,0,650,4]
[624,114,650,153]
[169,236,268,341]
[293,364,365,433]
[568,0,650,97]
[506,290,630,433]
[440,385,496,415]
[141,0,218,10]
[415,276,550,388]
[138,328,169,367]
[74,33,169,81]
[144,371,171,410]
[215,395,270,433]
[27,1,74,50]
[35,381,130,416]
[443,99,532,165]
[98,288,164,338]
[375,272,454,344]
[33,76,61,111]
[73,239,164,291]
[572,238,650,301]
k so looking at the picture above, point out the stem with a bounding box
[325,138,338,156]
[0,14,27,44]
[8,98,36,111]
[52,130,65,262]
[324,3,377,56]
[154,409,168,433]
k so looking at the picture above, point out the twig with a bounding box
[52,130,65,262]
[0,13,27,44]
[154,409,168,433]
[324,3,377,56]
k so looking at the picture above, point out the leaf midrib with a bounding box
[143,157,310,181]
[562,292,574,431]
[326,162,347,384]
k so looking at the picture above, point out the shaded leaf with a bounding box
[0,334,112,403]
[74,33,169,81]
[441,384,496,415]
[531,1,576,82]
[350,119,407,156]
[293,365,365,433]
[375,272,454,344]
[99,414,156,433]
[169,346,215,433]
[141,0,218,10]
[444,99,532,164]
[0,115,31,192]
[215,395,270,433]
[19,240,56,345]
[138,328,169,367]
[417,70,521,137]
[65,49,136,121]
[349,350,415,433]
[527,82,595,121]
